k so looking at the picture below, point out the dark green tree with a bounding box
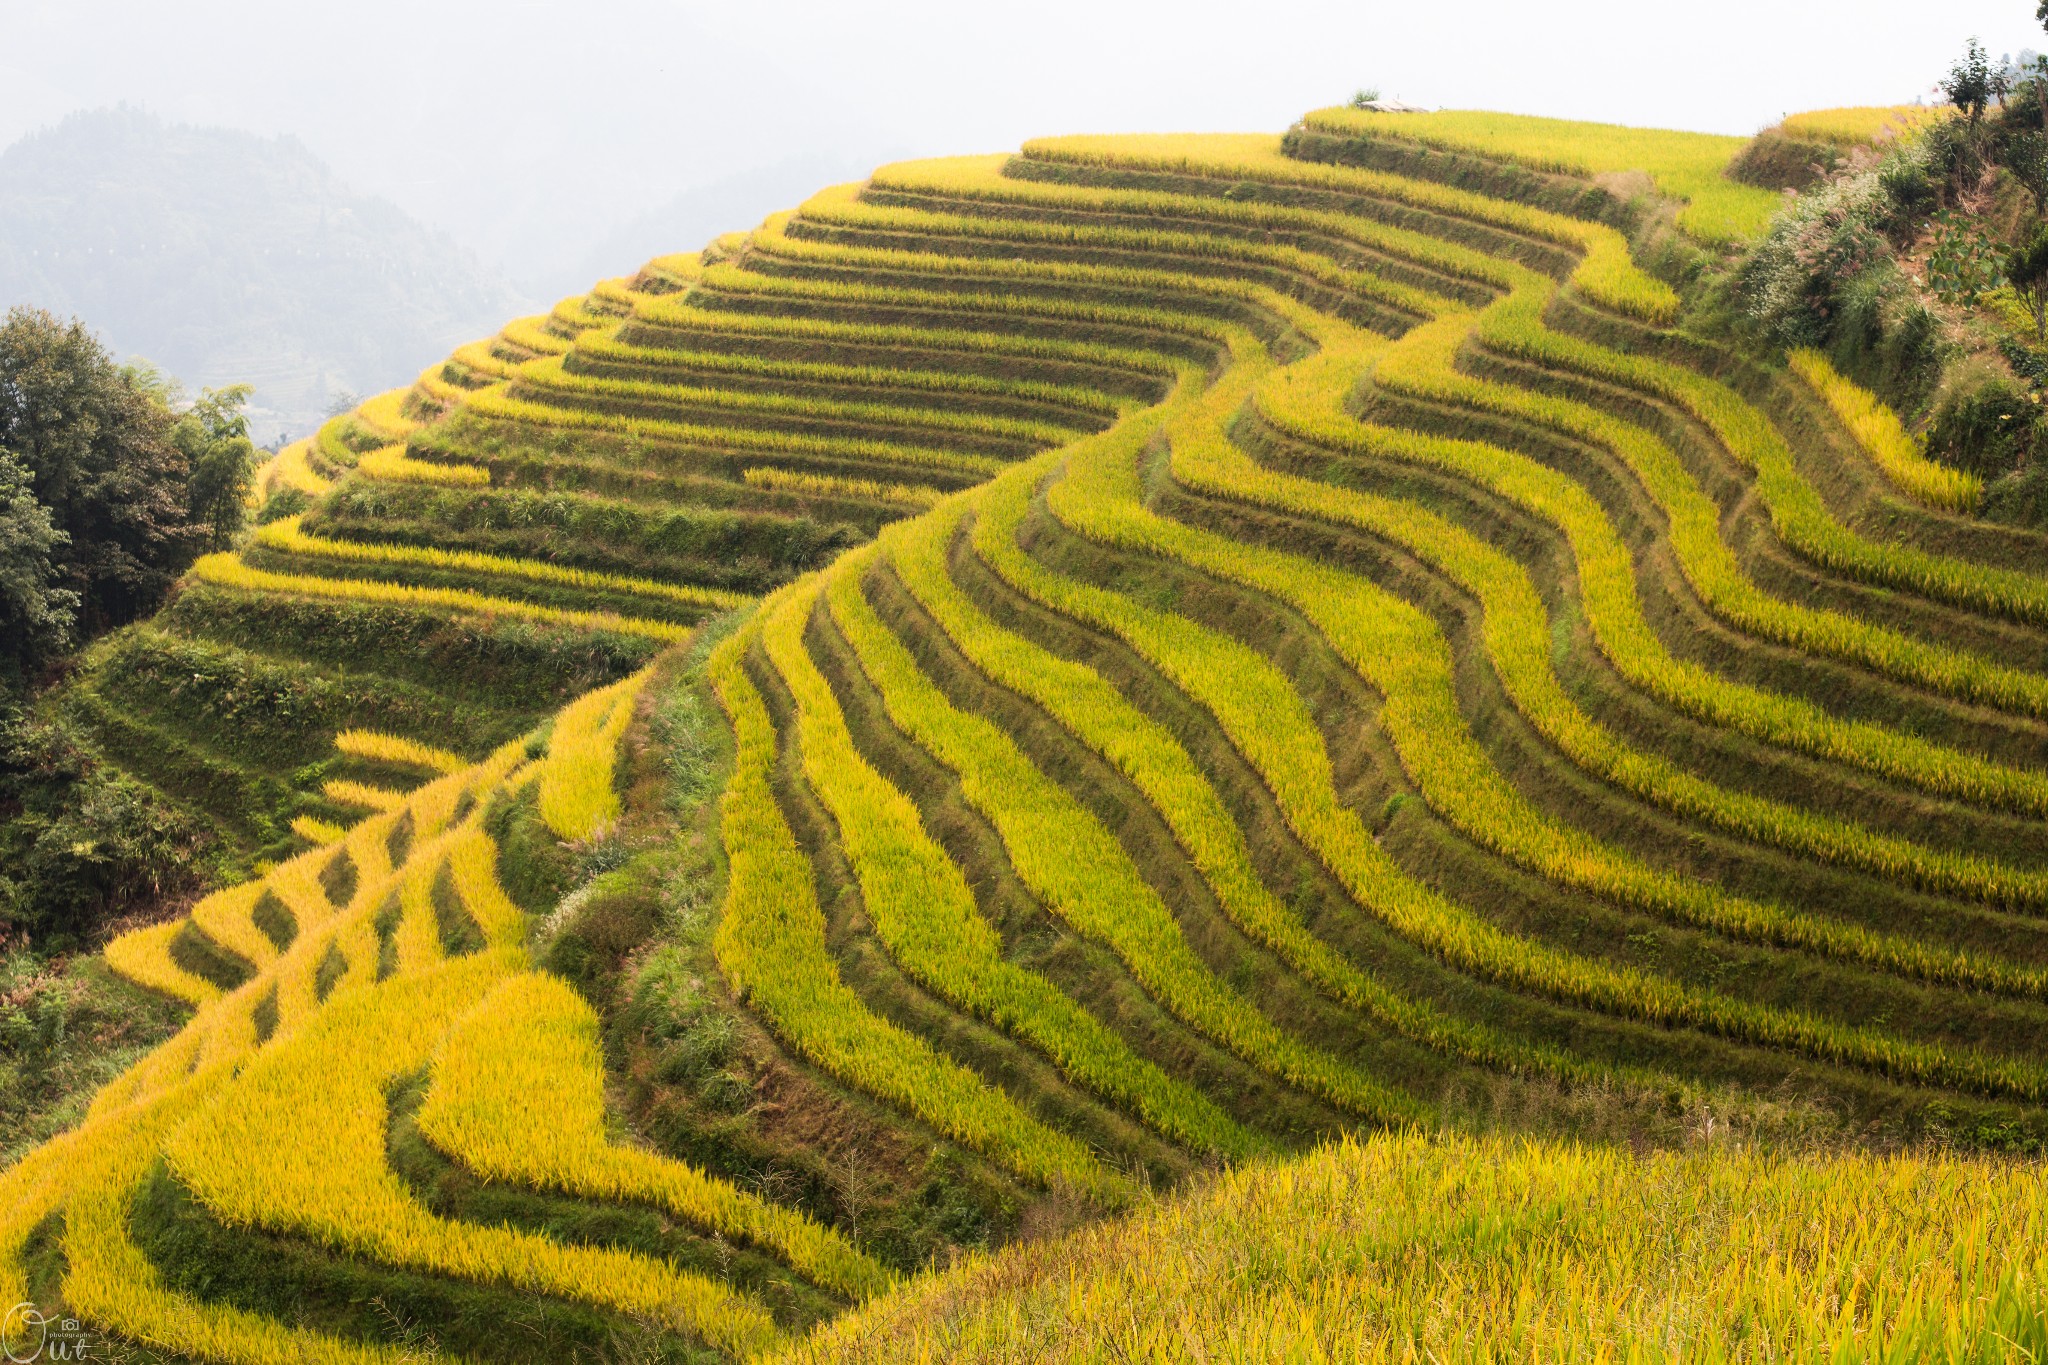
[2009,225,2048,341]
[1944,38,1994,127]
[2006,130,2048,213]
[0,451,77,688]
[0,307,205,636]
[173,384,256,550]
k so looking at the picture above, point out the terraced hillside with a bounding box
[11,104,2048,1360]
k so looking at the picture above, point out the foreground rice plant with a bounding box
[782,1129,2048,1364]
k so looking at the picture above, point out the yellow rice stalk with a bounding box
[549,293,614,333]
[1789,348,1980,512]
[818,552,1415,1123]
[574,329,1128,417]
[257,513,750,612]
[450,339,519,379]
[710,615,1133,1203]
[1480,288,2048,633]
[1782,104,1947,146]
[160,952,787,1360]
[498,316,573,356]
[514,353,1082,447]
[1265,316,2048,815]
[1020,132,1675,320]
[464,384,1004,477]
[418,971,895,1300]
[637,250,704,290]
[412,364,469,409]
[537,669,655,841]
[253,439,331,501]
[189,551,694,641]
[332,728,469,775]
[390,852,446,978]
[1296,106,1777,245]
[103,920,220,1006]
[783,1128,2048,1364]
[743,465,944,508]
[976,345,2048,1098]
[355,443,491,486]
[639,279,1180,378]
[321,779,404,813]
[351,389,418,442]
[189,883,279,973]
[771,564,1270,1154]
[290,815,345,845]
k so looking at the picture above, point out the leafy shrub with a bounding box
[1926,209,2005,305]
[1925,376,2043,480]
[1735,144,1946,408]
[1726,129,1843,191]
[0,708,217,948]
[1980,461,2048,526]
[1740,165,1899,345]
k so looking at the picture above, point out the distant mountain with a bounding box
[0,107,526,442]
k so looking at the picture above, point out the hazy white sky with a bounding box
[1,0,2039,282]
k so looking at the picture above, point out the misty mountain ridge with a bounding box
[0,107,526,441]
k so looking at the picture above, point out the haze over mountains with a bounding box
[0,108,524,442]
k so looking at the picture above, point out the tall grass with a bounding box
[781,1128,2048,1364]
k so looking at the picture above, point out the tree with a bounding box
[2005,130,2048,213]
[0,452,77,689]
[173,384,256,550]
[2008,224,2048,342]
[0,307,205,636]
[1945,38,1994,127]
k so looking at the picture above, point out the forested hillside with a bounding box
[0,108,522,440]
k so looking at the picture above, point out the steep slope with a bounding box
[9,104,2048,1361]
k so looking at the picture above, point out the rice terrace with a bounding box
[8,9,2048,1359]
